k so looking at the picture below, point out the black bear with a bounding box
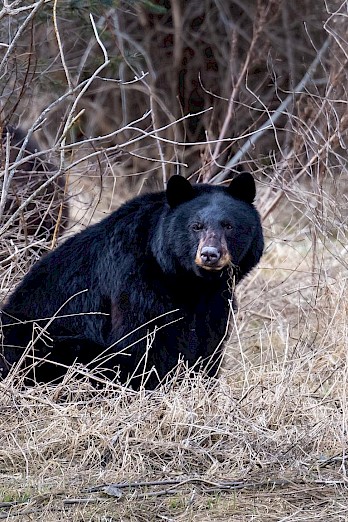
[0,173,263,388]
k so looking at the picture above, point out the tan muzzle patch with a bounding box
[195,237,231,271]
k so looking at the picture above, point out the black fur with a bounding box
[0,173,264,388]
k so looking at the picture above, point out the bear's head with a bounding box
[152,172,264,282]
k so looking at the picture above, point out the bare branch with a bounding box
[211,37,331,183]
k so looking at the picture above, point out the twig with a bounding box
[1,475,347,519]
[0,166,65,236]
[59,13,110,143]
[207,3,267,180]
[149,93,167,189]
[261,125,345,220]
[53,0,72,90]
[0,0,45,70]
[0,131,12,221]
[0,14,112,238]
[211,37,331,183]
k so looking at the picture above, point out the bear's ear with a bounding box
[166,175,194,208]
[227,171,256,203]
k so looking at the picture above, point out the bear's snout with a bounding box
[200,246,221,266]
[195,234,231,271]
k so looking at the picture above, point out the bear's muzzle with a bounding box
[195,234,231,271]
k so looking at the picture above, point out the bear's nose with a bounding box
[200,246,221,266]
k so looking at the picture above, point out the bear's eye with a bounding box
[222,221,233,230]
[191,222,204,232]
